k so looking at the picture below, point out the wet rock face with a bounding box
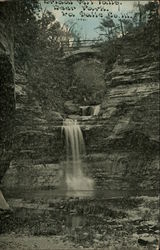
[85,152,159,191]
[0,2,15,182]
[2,162,63,190]
[1,66,65,190]
[84,29,159,191]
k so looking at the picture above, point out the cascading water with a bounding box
[91,105,100,116]
[62,119,93,195]
[80,106,90,116]
[80,105,100,117]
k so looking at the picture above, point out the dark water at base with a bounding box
[1,188,159,249]
[3,188,158,201]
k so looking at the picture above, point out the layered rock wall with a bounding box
[84,28,159,191]
[0,2,15,183]
[2,72,64,190]
[0,2,15,209]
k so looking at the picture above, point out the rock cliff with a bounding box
[84,27,159,191]
[2,71,64,190]
[2,22,159,193]
[0,2,15,209]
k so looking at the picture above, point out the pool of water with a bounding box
[3,188,158,201]
[1,188,159,249]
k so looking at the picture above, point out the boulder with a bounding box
[0,191,9,210]
[64,100,80,115]
[138,235,157,246]
[46,111,63,121]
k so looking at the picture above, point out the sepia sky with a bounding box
[42,1,149,39]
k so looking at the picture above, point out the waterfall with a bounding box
[80,105,100,116]
[62,119,93,194]
[80,106,90,116]
[92,105,100,116]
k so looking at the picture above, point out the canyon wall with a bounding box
[0,2,15,184]
[2,71,64,190]
[2,24,159,193]
[0,2,15,209]
[84,28,159,191]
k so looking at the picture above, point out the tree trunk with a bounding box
[120,20,124,37]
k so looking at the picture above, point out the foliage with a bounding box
[98,17,116,40]
[98,0,159,78]
[14,0,41,68]
[14,2,71,111]
[14,0,159,111]
[144,0,159,26]
[64,21,81,48]
[98,0,159,41]
[27,10,71,111]
[69,77,95,105]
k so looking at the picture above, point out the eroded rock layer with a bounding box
[84,29,159,191]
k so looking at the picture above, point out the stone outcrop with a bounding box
[0,2,15,209]
[2,70,64,191]
[0,2,15,181]
[2,162,63,190]
[64,100,80,115]
[84,27,159,191]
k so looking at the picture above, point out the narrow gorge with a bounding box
[2,23,159,195]
[0,1,159,250]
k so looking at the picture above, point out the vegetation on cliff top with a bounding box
[99,1,159,64]
[13,0,159,112]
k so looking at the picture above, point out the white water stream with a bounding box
[62,119,93,194]
[80,105,100,116]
